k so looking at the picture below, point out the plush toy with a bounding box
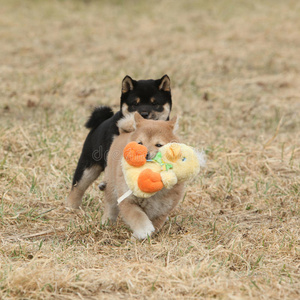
[119,141,206,201]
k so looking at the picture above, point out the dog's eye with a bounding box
[152,101,157,106]
[155,143,163,148]
[132,102,139,106]
[138,141,143,145]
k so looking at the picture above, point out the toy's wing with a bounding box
[123,142,147,167]
[138,169,163,193]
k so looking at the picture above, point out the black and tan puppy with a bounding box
[66,75,172,209]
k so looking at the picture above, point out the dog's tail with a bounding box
[85,106,114,130]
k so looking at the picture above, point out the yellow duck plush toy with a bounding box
[120,142,206,200]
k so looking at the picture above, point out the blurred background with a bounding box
[1,0,300,136]
[0,1,299,298]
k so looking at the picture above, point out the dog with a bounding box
[102,113,185,239]
[66,75,172,209]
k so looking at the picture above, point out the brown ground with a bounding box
[0,0,299,299]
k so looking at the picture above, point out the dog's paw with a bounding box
[101,214,117,226]
[132,222,155,240]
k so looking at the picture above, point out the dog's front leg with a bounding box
[102,184,119,225]
[151,214,169,232]
[118,199,155,239]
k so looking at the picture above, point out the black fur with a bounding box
[72,110,122,185]
[120,76,172,119]
[85,106,114,129]
[71,75,172,187]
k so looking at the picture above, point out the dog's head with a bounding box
[120,75,172,121]
[129,113,179,159]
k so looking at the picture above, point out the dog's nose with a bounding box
[146,152,150,160]
[140,112,149,119]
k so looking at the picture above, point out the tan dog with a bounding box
[103,113,184,239]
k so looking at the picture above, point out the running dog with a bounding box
[66,75,172,209]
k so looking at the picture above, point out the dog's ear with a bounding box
[134,112,144,127]
[158,74,171,92]
[117,114,136,133]
[122,75,135,93]
[168,116,178,133]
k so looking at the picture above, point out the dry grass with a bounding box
[1,0,300,299]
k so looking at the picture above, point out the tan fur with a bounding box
[103,113,184,239]
[117,114,136,133]
[158,75,171,91]
[66,165,102,209]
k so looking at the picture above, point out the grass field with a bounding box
[1,0,300,299]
